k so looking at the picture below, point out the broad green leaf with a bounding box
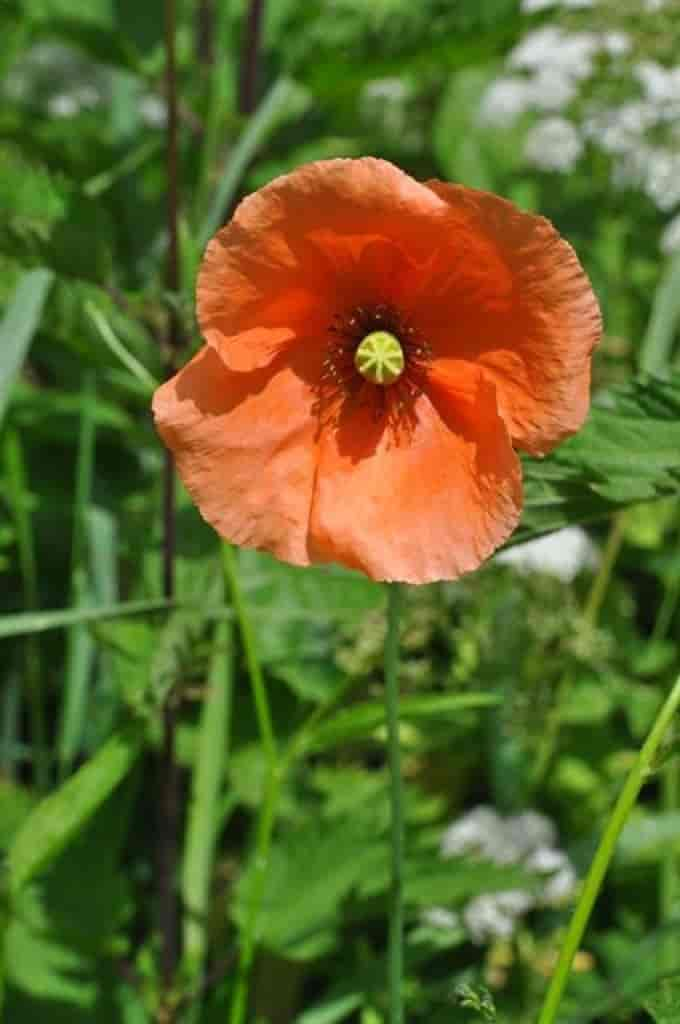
[7,723,143,895]
[617,811,680,866]
[513,373,680,547]
[645,977,680,1023]
[305,693,500,751]
[5,782,134,1014]
[0,268,53,426]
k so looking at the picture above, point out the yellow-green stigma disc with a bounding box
[354,331,405,386]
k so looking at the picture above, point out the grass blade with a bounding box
[0,599,176,639]
[639,251,680,375]
[198,76,307,252]
[3,429,49,789]
[181,618,233,989]
[86,505,121,749]
[58,371,98,777]
[85,300,158,393]
[0,268,53,427]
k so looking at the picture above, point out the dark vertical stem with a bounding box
[238,0,265,115]
[196,0,215,65]
[159,0,181,1005]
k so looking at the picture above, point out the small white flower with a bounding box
[464,894,517,943]
[440,806,505,860]
[139,94,167,127]
[479,77,533,124]
[521,0,594,9]
[531,67,581,111]
[510,27,598,81]
[660,213,680,255]
[421,906,460,930]
[601,31,631,59]
[524,116,584,171]
[644,149,680,211]
[433,806,579,944]
[527,847,578,905]
[47,93,80,118]
[635,61,680,110]
[505,812,557,857]
[496,527,599,582]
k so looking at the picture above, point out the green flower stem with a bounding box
[223,545,278,1024]
[538,671,680,1024]
[385,583,405,1024]
[532,512,628,791]
[229,764,281,1024]
[222,545,277,765]
[583,511,627,629]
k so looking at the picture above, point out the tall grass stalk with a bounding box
[537,671,680,1024]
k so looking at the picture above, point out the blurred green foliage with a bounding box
[2,0,680,1021]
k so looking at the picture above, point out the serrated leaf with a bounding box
[7,723,143,894]
[513,373,680,547]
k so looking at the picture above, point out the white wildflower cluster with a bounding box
[660,213,680,255]
[583,61,680,211]
[424,806,577,944]
[481,26,629,129]
[521,0,594,11]
[495,526,599,583]
[5,42,106,120]
[480,13,680,237]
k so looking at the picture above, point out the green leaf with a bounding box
[6,723,144,895]
[5,782,134,1013]
[0,268,53,427]
[513,373,680,546]
[233,818,379,960]
[294,993,363,1024]
[617,811,680,866]
[645,976,680,1023]
[305,693,500,751]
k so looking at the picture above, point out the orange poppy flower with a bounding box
[153,158,601,584]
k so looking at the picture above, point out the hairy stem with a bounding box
[385,584,405,1024]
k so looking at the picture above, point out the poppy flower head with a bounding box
[153,158,601,584]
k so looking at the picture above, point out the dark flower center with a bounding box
[319,303,432,423]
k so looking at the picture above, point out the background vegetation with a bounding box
[3,0,680,1021]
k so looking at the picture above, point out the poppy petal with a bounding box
[406,182,602,455]
[308,367,522,583]
[152,346,321,566]
[197,158,446,372]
